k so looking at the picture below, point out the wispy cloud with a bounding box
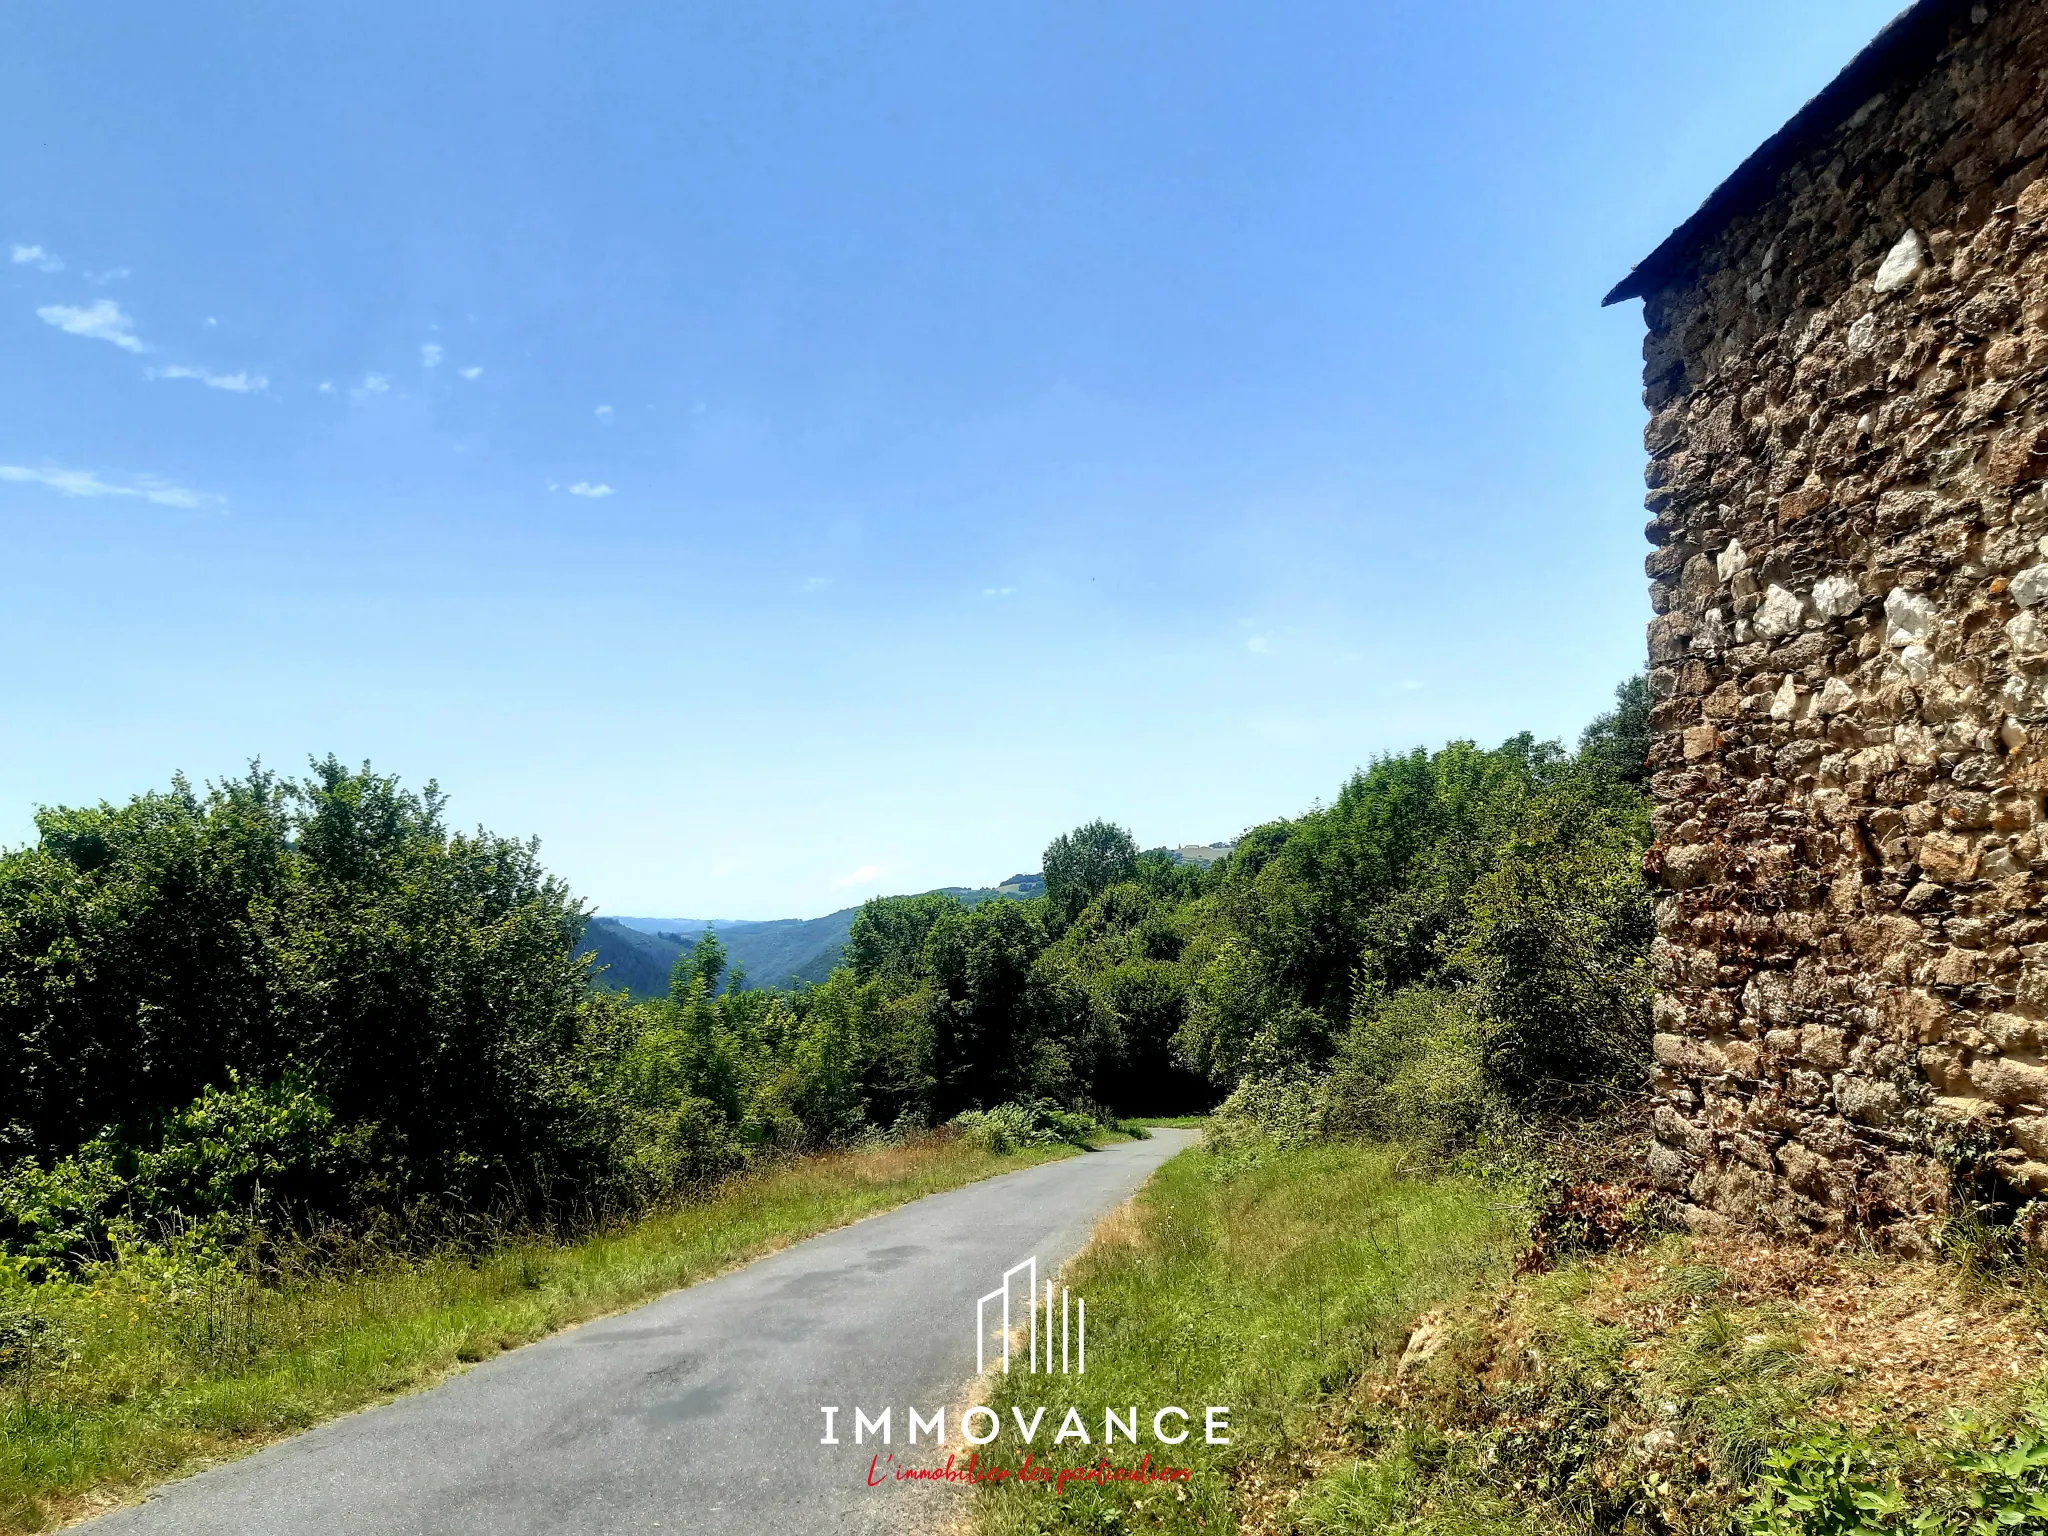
[351,373,390,400]
[830,863,885,889]
[568,481,614,498]
[594,404,613,421]
[1246,634,1275,654]
[37,298,145,352]
[0,463,219,509]
[11,244,63,273]
[458,365,482,381]
[981,586,1016,598]
[420,343,443,368]
[147,363,268,393]
[802,576,833,592]
[87,267,131,285]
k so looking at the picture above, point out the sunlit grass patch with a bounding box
[970,1141,1527,1536]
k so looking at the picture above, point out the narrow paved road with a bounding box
[84,1130,1196,1536]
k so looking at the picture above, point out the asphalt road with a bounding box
[83,1130,1197,1536]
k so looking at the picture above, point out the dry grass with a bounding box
[1254,1229,2048,1535]
[1574,1234,2048,1431]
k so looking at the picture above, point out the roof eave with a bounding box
[1601,0,1978,307]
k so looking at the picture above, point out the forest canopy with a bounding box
[0,683,1650,1267]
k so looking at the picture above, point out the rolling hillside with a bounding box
[578,868,1158,996]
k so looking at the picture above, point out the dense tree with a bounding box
[845,892,963,983]
[670,931,728,999]
[1043,820,1139,926]
[1577,675,1653,790]
[0,758,596,1219]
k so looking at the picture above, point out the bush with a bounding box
[947,1101,1103,1154]
[0,760,602,1228]
[1205,989,1512,1165]
[1323,987,1503,1151]
[1202,1070,1326,1163]
[0,1073,367,1274]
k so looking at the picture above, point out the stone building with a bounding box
[1612,0,2048,1240]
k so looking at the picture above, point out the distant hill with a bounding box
[579,858,1224,998]
[575,919,689,997]
[582,876,1046,997]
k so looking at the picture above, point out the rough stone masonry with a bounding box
[1612,0,2048,1243]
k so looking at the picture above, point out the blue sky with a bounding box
[3,0,1902,918]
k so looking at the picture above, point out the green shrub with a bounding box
[947,1101,1103,1154]
[1741,1408,2048,1536]
[0,1073,365,1274]
[1201,1070,1326,1163]
[1322,987,1503,1150]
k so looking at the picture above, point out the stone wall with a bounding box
[1636,0,2048,1241]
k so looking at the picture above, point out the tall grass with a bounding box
[0,1135,1071,1533]
[972,1142,1527,1536]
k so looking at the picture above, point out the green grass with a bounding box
[970,1141,1527,1536]
[0,1135,1074,1533]
[1128,1117,1211,1129]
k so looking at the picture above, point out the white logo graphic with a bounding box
[976,1256,1085,1375]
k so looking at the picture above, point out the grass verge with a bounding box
[0,1135,1074,1533]
[968,1141,1528,1536]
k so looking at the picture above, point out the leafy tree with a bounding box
[1132,847,1212,903]
[1578,675,1652,789]
[1043,820,1139,926]
[0,757,598,1226]
[846,892,963,983]
[670,931,728,1000]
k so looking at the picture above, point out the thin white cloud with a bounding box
[458,365,482,380]
[567,481,614,498]
[88,268,133,285]
[37,298,145,352]
[11,244,63,273]
[0,463,219,509]
[318,380,335,394]
[594,404,613,420]
[802,576,832,592]
[1246,635,1275,654]
[148,363,268,393]
[352,373,390,399]
[830,863,885,889]
[420,343,443,368]
[981,586,1015,598]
